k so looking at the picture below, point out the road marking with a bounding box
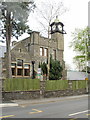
[86,114,90,116]
[69,110,89,116]
[29,109,43,114]
[0,115,15,118]
[0,103,18,107]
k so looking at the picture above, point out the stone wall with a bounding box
[2,89,86,101]
[44,89,86,98]
[2,91,40,100]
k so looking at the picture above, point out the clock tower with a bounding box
[50,16,66,51]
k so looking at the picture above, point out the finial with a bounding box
[56,15,58,18]
[54,15,60,23]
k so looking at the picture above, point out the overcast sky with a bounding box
[62,0,89,70]
[29,0,89,70]
[0,0,89,70]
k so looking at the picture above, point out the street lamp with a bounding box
[32,61,35,79]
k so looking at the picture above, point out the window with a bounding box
[44,48,48,57]
[24,64,29,68]
[19,48,21,52]
[24,69,30,76]
[17,59,23,66]
[11,63,16,67]
[24,64,30,76]
[40,47,43,56]
[12,68,16,75]
[17,69,23,76]
[28,43,30,52]
[53,50,56,60]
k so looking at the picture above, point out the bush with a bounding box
[4,78,40,91]
[49,55,63,80]
[45,80,68,90]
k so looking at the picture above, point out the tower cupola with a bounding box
[50,16,66,34]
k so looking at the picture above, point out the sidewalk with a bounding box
[0,94,88,108]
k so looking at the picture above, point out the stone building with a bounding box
[2,17,67,79]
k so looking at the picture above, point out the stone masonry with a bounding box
[2,19,67,79]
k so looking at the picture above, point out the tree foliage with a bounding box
[0,1,36,78]
[39,62,48,76]
[0,1,35,39]
[70,27,90,71]
[49,55,63,80]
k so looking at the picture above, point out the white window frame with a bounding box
[44,48,48,57]
[40,47,43,56]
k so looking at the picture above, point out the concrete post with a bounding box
[68,80,72,89]
[40,75,45,98]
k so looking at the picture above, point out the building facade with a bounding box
[2,18,67,79]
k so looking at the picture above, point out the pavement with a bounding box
[0,94,88,108]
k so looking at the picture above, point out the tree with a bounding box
[49,55,63,80]
[70,27,89,71]
[0,1,36,78]
[39,62,48,76]
[30,0,67,38]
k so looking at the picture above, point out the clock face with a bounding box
[52,25,56,31]
[58,25,62,31]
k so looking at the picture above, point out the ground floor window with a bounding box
[24,69,30,76]
[11,62,30,77]
[17,68,23,76]
[12,68,16,76]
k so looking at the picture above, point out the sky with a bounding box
[0,0,89,70]
[29,0,89,70]
[61,0,89,70]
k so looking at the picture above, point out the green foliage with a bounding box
[39,62,48,75]
[0,2,36,39]
[4,78,87,92]
[82,66,90,73]
[70,27,90,71]
[41,62,48,75]
[4,78,40,92]
[0,2,36,78]
[45,80,68,90]
[49,55,63,80]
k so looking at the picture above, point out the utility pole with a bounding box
[84,35,88,93]
[47,39,50,80]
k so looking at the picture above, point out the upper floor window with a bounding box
[40,47,43,56]
[53,50,56,60]
[44,48,48,57]
[28,43,30,52]
[18,48,21,52]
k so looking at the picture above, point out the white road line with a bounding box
[0,103,18,107]
[69,110,89,116]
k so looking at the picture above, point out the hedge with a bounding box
[72,80,86,90]
[4,78,40,91]
[45,80,68,91]
[3,78,87,92]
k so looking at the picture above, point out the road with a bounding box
[1,95,89,119]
